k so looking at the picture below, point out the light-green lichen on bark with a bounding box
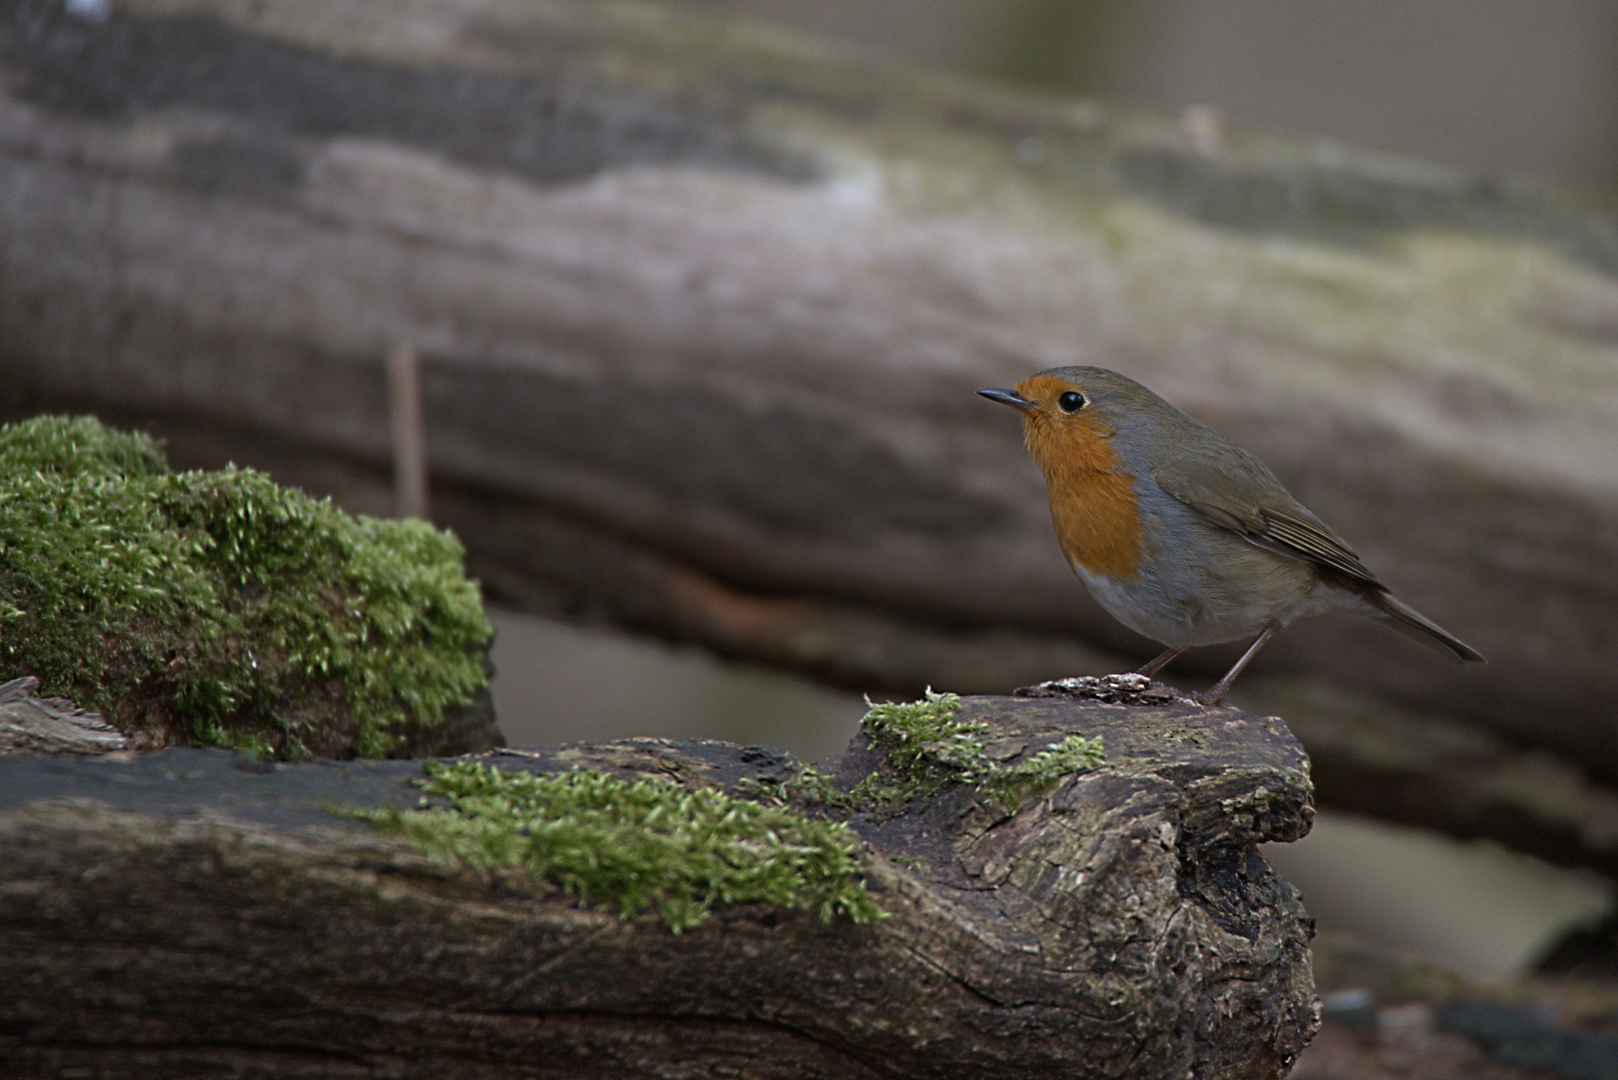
[356,760,885,933]
[0,415,491,758]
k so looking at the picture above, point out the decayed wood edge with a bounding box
[0,692,1320,1080]
[4,0,1618,833]
[0,676,127,755]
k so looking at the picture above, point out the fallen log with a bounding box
[0,680,1318,1079]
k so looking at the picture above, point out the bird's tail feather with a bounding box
[1366,591,1485,664]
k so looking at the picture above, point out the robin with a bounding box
[979,367,1484,702]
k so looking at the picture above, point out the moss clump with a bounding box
[0,415,491,758]
[755,690,1105,815]
[862,691,978,765]
[357,760,885,933]
[860,690,990,788]
[859,689,1105,806]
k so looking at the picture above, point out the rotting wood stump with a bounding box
[0,677,1318,1079]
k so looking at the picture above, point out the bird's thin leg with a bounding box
[1136,647,1183,678]
[1200,624,1280,704]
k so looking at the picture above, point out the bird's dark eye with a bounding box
[1057,391,1086,412]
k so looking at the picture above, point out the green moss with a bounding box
[860,689,1104,805]
[0,415,491,758]
[743,761,853,810]
[860,690,986,780]
[752,690,1105,816]
[357,760,885,933]
[993,733,1108,801]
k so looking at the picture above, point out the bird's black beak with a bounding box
[977,387,1038,412]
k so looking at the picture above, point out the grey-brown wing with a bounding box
[1251,504,1383,587]
[1150,445,1384,589]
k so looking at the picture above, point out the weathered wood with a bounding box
[0,676,126,755]
[3,1,1616,822]
[0,686,1318,1079]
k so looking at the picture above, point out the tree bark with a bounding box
[0,685,1317,1079]
[2,0,1616,849]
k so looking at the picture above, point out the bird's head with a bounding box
[977,367,1144,474]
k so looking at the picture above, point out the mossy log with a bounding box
[4,0,1616,855]
[0,682,1317,1079]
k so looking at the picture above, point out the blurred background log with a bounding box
[2,0,1617,876]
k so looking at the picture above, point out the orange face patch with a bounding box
[1012,375,1142,580]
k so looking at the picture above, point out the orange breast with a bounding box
[1016,390,1142,580]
